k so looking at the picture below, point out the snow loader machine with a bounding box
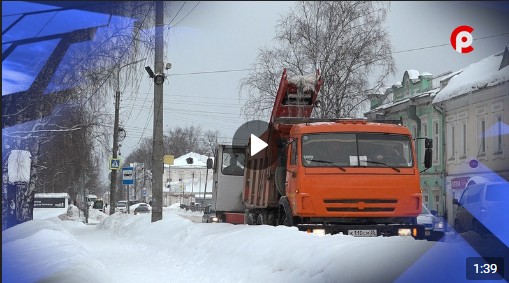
[240,68,430,239]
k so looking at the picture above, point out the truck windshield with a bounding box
[301,133,413,168]
[221,148,246,176]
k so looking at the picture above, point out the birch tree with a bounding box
[240,1,395,119]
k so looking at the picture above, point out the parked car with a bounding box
[179,203,187,210]
[115,201,128,213]
[453,181,509,237]
[134,204,150,215]
[417,204,445,241]
[202,204,218,223]
[92,199,104,212]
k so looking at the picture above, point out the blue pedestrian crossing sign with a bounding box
[110,158,121,170]
[122,167,134,185]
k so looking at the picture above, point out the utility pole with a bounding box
[109,82,121,215]
[133,162,137,201]
[151,1,164,222]
[108,58,146,215]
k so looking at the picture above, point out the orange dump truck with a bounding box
[242,69,431,239]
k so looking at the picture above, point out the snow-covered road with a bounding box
[2,205,495,283]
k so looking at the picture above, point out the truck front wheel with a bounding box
[278,197,294,227]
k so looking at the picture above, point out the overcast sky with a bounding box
[116,1,509,162]
[2,1,508,183]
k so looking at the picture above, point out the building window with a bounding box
[434,193,440,212]
[459,120,467,158]
[447,122,456,160]
[494,114,503,154]
[478,118,486,156]
[433,121,440,164]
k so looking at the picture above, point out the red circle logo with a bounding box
[450,25,474,54]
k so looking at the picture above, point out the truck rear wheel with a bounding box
[246,212,255,225]
[257,212,267,225]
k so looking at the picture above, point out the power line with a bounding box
[169,1,187,25]
[167,68,253,76]
[393,31,509,54]
[172,1,200,27]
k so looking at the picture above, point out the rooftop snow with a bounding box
[406,70,420,80]
[433,50,509,103]
[35,193,70,198]
[170,152,214,168]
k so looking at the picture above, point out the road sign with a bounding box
[164,155,174,165]
[122,167,134,185]
[110,158,121,170]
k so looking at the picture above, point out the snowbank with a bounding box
[2,207,490,283]
[2,219,111,283]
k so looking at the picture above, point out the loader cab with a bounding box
[212,145,246,216]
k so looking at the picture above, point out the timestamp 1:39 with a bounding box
[466,257,505,280]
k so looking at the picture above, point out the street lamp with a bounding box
[109,57,146,215]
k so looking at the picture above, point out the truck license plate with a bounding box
[348,230,377,237]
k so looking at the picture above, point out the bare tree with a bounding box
[201,130,222,156]
[1,1,174,228]
[164,126,207,158]
[240,1,395,119]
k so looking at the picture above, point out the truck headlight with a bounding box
[212,217,218,223]
[306,229,325,236]
[398,228,412,237]
[434,221,444,230]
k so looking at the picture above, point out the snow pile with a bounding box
[2,219,111,283]
[88,208,108,223]
[288,73,318,92]
[433,49,509,103]
[7,150,31,183]
[2,208,491,283]
[68,204,80,218]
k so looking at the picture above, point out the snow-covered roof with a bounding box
[406,70,420,80]
[433,49,509,103]
[366,86,440,115]
[35,193,70,198]
[420,72,433,77]
[169,152,214,168]
[393,81,402,88]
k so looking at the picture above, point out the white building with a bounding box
[163,152,214,206]
[432,47,509,223]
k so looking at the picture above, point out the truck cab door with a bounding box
[286,138,298,208]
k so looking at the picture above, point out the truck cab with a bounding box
[211,144,246,223]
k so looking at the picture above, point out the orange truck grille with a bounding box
[323,199,398,213]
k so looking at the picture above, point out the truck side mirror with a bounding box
[424,148,432,169]
[423,138,433,169]
[425,138,433,149]
[452,199,461,206]
[207,158,213,169]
